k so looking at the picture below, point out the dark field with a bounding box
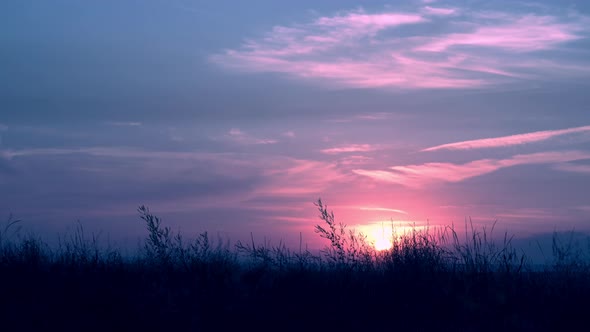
[1,201,589,332]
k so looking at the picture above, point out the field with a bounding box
[1,200,589,332]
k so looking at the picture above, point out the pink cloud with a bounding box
[422,6,457,16]
[337,155,373,166]
[353,169,406,183]
[212,5,589,89]
[554,163,590,174]
[359,206,409,214]
[214,42,488,89]
[354,151,590,187]
[216,53,487,88]
[256,158,350,196]
[422,125,590,151]
[417,15,582,52]
[316,12,425,36]
[321,144,377,154]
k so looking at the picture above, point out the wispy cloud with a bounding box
[212,4,589,89]
[321,144,377,154]
[422,125,590,152]
[576,206,590,213]
[359,206,409,214]
[0,146,351,199]
[421,6,457,16]
[282,131,296,138]
[225,128,278,145]
[554,163,590,174]
[106,121,142,127]
[416,15,582,52]
[313,12,425,37]
[256,158,349,196]
[0,147,248,165]
[337,155,373,166]
[328,112,395,123]
[354,151,590,187]
[354,112,393,121]
[495,208,559,220]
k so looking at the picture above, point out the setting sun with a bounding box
[372,224,394,251]
[374,236,393,251]
[356,222,430,251]
[357,222,394,251]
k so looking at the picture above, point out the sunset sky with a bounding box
[2,0,590,250]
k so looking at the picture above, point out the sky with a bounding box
[1,0,590,251]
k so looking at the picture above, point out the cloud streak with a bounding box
[212,4,589,89]
[416,15,582,52]
[421,6,457,16]
[256,158,349,196]
[359,206,408,214]
[321,144,377,154]
[422,125,590,151]
[354,151,590,187]
[555,163,590,174]
[106,121,142,127]
[0,147,249,166]
[225,128,278,145]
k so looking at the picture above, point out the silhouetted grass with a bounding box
[1,200,589,331]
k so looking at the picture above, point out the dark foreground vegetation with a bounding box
[1,200,589,331]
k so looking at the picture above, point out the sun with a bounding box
[356,221,427,251]
[357,222,394,251]
[374,236,393,251]
[372,225,394,251]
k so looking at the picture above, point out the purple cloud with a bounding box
[353,151,590,187]
[321,144,378,154]
[224,128,278,145]
[212,4,589,89]
[422,125,590,152]
[421,6,458,16]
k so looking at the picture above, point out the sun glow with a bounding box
[356,222,427,251]
[357,223,394,251]
[374,235,393,251]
